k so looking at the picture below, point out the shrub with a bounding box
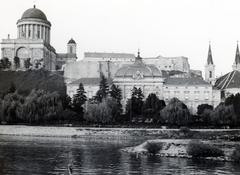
[144,141,163,155]
[187,140,224,158]
[231,145,240,163]
[179,126,190,133]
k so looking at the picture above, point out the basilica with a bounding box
[2,6,240,114]
[1,5,77,70]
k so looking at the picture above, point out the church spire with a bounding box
[207,41,214,65]
[235,41,240,64]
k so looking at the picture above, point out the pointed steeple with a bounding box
[207,41,214,65]
[235,41,240,64]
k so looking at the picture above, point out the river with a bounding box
[0,136,239,175]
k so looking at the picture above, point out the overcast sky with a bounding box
[1,0,240,76]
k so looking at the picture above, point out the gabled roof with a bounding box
[214,70,240,89]
[164,77,210,86]
[84,52,135,59]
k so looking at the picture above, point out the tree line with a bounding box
[1,73,240,127]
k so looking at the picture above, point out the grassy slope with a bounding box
[0,70,66,97]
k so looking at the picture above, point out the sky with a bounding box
[1,0,240,76]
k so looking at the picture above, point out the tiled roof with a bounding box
[84,52,135,59]
[214,70,240,89]
[69,77,113,86]
[164,77,210,86]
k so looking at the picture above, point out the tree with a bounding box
[160,98,190,126]
[109,84,122,120]
[143,93,166,123]
[62,94,72,110]
[197,104,213,115]
[72,83,87,119]
[84,97,119,124]
[125,87,144,120]
[14,56,20,69]
[24,58,31,69]
[109,84,122,104]
[94,74,109,102]
[0,93,24,123]
[197,104,213,126]
[211,102,237,127]
[21,90,63,124]
[0,57,11,70]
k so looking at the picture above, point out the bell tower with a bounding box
[205,42,215,85]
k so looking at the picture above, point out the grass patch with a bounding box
[144,141,163,155]
[231,145,240,163]
[187,140,224,158]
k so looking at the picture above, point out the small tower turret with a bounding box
[205,42,215,85]
[67,38,76,55]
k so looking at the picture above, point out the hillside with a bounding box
[0,70,66,97]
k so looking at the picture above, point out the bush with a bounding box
[179,126,190,133]
[187,140,224,158]
[144,141,163,155]
[231,145,240,163]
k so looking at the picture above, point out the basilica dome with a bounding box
[21,5,47,21]
[115,52,162,78]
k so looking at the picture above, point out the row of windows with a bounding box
[164,90,210,94]
[165,86,209,89]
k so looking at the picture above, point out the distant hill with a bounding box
[0,70,66,97]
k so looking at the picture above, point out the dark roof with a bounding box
[164,77,210,86]
[84,52,135,59]
[21,6,47,21]
[57,53,77,58]
[214,70,240,89]
[207,44,214,65]
[68,38,76,44]
[115,54,162,78]
[161,70,185,77]
[69,77,113,86]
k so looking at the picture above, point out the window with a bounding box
[184,91,190,94]
[194,91,200,94]
[70,46,73,53]
[209,71,212,78]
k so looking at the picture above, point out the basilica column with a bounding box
[26,24,29,38]
[43,26,46,41]
[31,24,34,39]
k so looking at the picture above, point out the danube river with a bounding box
[0,136,239,175]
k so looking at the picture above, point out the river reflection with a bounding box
[0,136,239,175]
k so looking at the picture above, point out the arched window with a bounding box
[209,71,212,78]
[70,46,73,54]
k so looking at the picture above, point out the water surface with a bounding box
[0,136,239,175]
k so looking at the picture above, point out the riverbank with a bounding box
[122,139,239,162]
[0,125,240,139]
